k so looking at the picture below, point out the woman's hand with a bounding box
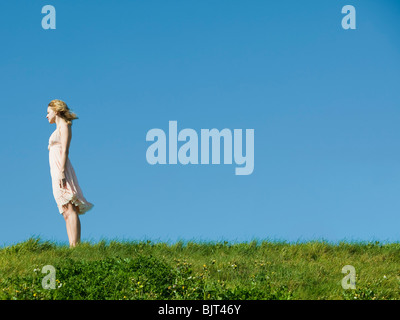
[59,172,67,188]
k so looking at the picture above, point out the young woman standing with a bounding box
[47,99,94,247]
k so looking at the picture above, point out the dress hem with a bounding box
[58,193,94,216]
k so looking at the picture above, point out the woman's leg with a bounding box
[62,208,72,245]
[62,202,81,247]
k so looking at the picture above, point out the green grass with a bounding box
[1,237,400,300]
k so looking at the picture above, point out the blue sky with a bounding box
[0,0,400,246]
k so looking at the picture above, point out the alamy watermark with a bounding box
[38,265,58,289]
[40,4,356,31]
[41,5,56,30]
[341,265,356,290]
[146,121,255,175]
[341,5,356,30]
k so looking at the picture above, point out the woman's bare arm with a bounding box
[59,123,72,175]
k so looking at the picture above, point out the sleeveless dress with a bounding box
[48,127,94,215]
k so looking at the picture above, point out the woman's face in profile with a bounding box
[46,107,57,124]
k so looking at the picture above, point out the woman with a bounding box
[46,99,94,247]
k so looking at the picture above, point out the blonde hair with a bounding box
[48,99,79,126]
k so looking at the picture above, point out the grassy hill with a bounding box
[0,238,399,300]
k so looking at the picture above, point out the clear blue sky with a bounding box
[1,0,400,246]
